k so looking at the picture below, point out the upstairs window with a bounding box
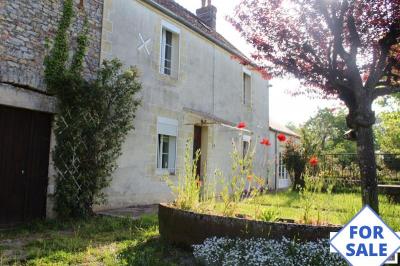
[243,71,252,106]
[160,21,180,78]
[161,29,173,75]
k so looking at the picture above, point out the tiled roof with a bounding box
[143,0,249,61]
[270,120,300,138]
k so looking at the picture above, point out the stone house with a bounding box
[97,0,270,210]
[0,0,272,224]
[0,0,103,226]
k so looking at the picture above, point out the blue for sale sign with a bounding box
[330,205,400,266]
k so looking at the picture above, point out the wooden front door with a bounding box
[0,105,52,226]
[193,126,202,178]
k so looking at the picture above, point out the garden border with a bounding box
[158,203,342,248]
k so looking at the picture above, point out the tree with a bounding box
[230,0,400,213]
[303,107,356,154]
[376,112,400,155]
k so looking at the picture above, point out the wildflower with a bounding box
[237,121,246,129]
[260,138,271,146]
[309,156,318,166]
[247,175,253,182]
[277,133,286,142]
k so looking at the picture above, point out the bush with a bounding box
[282,139,306,191]
[44,0,141,218]
[53,60,141,218]
[193,237,346,266]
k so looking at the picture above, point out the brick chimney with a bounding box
[196,0,217,30]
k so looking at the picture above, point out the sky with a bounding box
[174,0,343,126]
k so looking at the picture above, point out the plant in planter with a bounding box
[164,140,202,211]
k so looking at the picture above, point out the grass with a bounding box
[201,191,400,231]
[1,191,398,265]
[0,215,193,266]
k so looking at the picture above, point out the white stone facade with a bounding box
[96,0,270,209]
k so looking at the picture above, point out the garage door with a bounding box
[0,105,52,226]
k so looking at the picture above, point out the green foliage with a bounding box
[0,215,192,265]
[258,208,280,222]
[44,0,74,94]
[165,134,263,218]
[282,139,306,191]
[303,108,356,154]
[218,136,263,217]
[376,111,400,154]
[44,1,141,218]
[164,140,202,211]
[53,60,141,218]
[282,127,320,192]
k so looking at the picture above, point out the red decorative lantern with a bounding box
[260,138,271,146]
[277,133,286,142]
[237,122,246,129]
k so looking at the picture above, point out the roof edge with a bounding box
[139,0,256,68]
[269,126,300,138]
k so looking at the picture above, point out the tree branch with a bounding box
[347,14,361,60]
[373,86,400,98]
[367,23,400,88]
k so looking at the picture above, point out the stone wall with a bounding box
[0,0,103,92]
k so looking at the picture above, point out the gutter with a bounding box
[139,0,255,67]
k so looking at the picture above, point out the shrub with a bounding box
[193,237,346,266]
[45,0,141,218]
[53,60,141,217]
[282,139,306,191]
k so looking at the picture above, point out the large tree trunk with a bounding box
[356,126,379,214]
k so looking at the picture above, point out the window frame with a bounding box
[242,68,252,106]
[160,20,181,77]
[278,151,288,180]
[156,117,178,175]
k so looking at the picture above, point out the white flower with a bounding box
[193,237,346,266]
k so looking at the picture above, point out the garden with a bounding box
[3,0,398,265]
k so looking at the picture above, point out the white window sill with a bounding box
[156,169,176,176]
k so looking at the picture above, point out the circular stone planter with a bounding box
[158,203,342,248]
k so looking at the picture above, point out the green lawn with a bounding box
[213,191,400,231]
[1,192,398,265]
[0,215,193,266]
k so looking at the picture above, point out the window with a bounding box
[157,134,176,171]
[278,152,288,179]
[243,72,252,106]
[157,117,178,174]
[160,21,180,77]
[161,29,173,75]
[243,136,250,158]
[242,135,251,170]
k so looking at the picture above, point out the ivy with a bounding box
[45,0,142,218]
[44,0,74,93]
